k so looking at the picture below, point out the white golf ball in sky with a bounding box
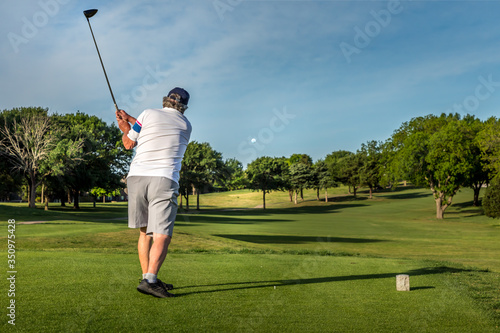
[251,138,256,144]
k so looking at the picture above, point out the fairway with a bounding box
[1,186,500,332]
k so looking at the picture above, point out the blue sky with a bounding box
[2,0,500,167]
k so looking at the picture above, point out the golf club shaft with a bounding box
[86,18,119,112]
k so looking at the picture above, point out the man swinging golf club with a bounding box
[116,87,192,298]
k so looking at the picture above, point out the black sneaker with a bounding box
[137,279,175,298]
[138,278,174,291]
[157,278,174,291]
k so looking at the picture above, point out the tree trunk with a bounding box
[93,197,96,208]
[294,190,298,205]
[196,189,200,210]
[288,190,293,202]
[316,188,320,201]
[435,198,445,219]
[262,191,266,209]
[300,188,304,201]
[67,190,72,204]
[29,175,37,208]
[41,183,44,205]
[103,195,106,203]
[185,193,189,211]
[325,189,328,202]
[353,186,357,198]
[473,185,481,207]
[179,194,183,209]
[73,189,80,210]
[369,186,373,199]
[60,194,66,207]
[44,193,49,211]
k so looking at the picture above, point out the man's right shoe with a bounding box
[157,278,174,291]
[137,278,174,291]
[137,279,176,298]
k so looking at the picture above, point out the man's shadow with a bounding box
[173,266,473,296]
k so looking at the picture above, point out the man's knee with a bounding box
[153,233,171,244]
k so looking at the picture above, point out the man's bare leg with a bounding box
[138,227,152,275]
[147,233,171,275]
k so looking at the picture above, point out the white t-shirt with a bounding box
[126,107,192,184]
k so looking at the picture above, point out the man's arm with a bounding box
[116,110,137,150]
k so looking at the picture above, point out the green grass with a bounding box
[1,186,499,332]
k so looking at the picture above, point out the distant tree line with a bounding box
[0,107,132,209]
[2,108,500,219]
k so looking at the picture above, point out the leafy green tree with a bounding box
[222,158,247,190]
[0,107,83,208]
[289,162,313,204]
[325,150,353,186]
[246,156,288,209]
[313,160,334,202]
[483,178,500,218]
[54,112,131,209]
[390,114,475,219]
[461,115,489,206]
[180,141,224,210]
[338,152,364,197]
[477,117,500,183]
[359,140,382,199]
[0,159,22,201]
[288,154,313,200]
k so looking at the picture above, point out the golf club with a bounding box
[83,9,119,112]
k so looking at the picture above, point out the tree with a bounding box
[389,114,475,219]
[461,115,489,206]
[246,156,288,209]
[289,162,313,204]
[337,152,363,197]
[0,158,23,201]
[180,141,224,210]
[325,150,352,187]
[54,112,131,209]
[221,158,246,191]
[313,160,334,202]
[0,107,80,208]
[359,140,382,199]
[477,116,500,179]
[483,178,500,218]
[288,154,313,200]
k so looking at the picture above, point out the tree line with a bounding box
[180,113,500,219]
[0,107,132,209]
[1,108,500,219]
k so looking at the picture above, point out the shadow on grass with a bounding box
[176,214,294,225]
[174,266,474,297]
[213,234,386,244]
[189,203,369,218]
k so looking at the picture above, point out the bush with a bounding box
[483,178,500,218]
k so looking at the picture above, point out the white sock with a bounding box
[144,273,157,283]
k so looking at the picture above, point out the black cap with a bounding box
[168,87,190,106]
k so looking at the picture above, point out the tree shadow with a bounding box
[213,234,386,244]
[176,214,294,225]
[173,266,474,297]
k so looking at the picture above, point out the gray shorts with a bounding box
[127,176,179,236]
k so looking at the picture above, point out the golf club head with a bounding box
[84,9,98,19]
